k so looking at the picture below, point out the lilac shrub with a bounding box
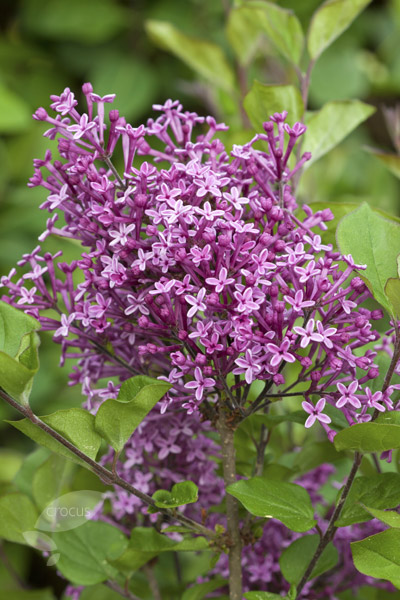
[1,85,399,598]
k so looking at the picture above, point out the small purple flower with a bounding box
[185,367,215,401]
[293,319,324,348]
[267,338,295,367]
[54,313,76,338]
[206,267,235,293]
[233,350,262,384]
[185,288,207,318]
[365,387,386,412]
[302,398,332,428]
[336,381,361,408]
[67,114,96,140]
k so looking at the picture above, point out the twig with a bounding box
[217,407,243,600]
[0,387,217,542]
[143,563,162,600]
[105,579,142,600]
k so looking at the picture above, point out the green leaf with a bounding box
[307,0,372,60]
[8,408,102,466]
[110,527,208,576]
[336,202,400,316]
[0,85,31,134]
[244,593,285,600]
[244,82,304,133]
[227,2,304,65]
[279,534,338,585]
[52,520,127,585]
[360,505,400,528]
[385,278,400,319]
[303,101,375,166]
[145,20,235,91]
[152,481,198,509]
[227,477,316,532]
[0,301,41,405]
[20,0,126,44]
[0,591,56,600]
[182,579,227,600]
[351,529,400,589]
[32,454,74,511]
[334,423,400,454]
[95,376,170,452]
[0,493,38,544]
[79,585,122,600]
[336,473,400,527]
[365,147,400,180]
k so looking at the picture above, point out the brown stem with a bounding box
[105,580,142,600]
[296,328,400,598]
[0,542,29,589]
[295,452,362,597]
[217,408,243,600]
[143,563,162,600]
[0,388,216,542]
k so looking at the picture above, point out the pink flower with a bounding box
[302,398,332,428]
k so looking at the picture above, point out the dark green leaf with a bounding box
[227,477,316,532]
[336,473,400,526]
[279,534,338,585]
[153,481,198,509]
[145,20,235,91]
[303,101,375,166]
[0,493,38,544]
[334,423,400,453]
[307,0,372,60]
[351,529,400,589]
[52,520,127,585]
[95,376,170,452]
[365,148,400,180]
[385,279,400,319]
[336,202,400,316]
[244,82,304,132]
[182,579,227,600]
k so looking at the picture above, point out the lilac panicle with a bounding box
[1,86,399,599]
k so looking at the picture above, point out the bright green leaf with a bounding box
[385,278,400,319]
[152,481,198,509]
[95,376,170,452]
[79,585,122,600]
[244,593,285,600]
[0,493,38,544]
[360,505,400,528]
[307,0,372,60]
[334,423,400,453]
[336,202,400,315]
[303,101,375,166]
[145,20,235,91]
[32,454,74,511]
[227,2,304,65]
[244,82,304,132]
[0,302,41,405]
[279,534,338,585]
[52,520,127,585]
[336,473,400,527]
[227,477,316,532]
[8,408,102,467]
[351,529,400,589]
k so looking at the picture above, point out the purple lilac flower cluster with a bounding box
[1,86,399,598]
[1,85,398,435]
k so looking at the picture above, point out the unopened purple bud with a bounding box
[259,233,272,246]
[138,316,149,327]
[219,234,231,247]
[109,109,120,122]
[371,309,383,320]
[204,366,213,376]
[330,357,343,370]
[275,301,285,314]
[135,194,147,207]
[351,277,365,290]
[33,107,48,121]
[82,82,93,95]
[311,371,321,382]
[300,356,312,369]
[171,351,186,366]
[273,374,285,386]
[368,367,379,379]
[195,353,207,366]
[178,330,188,340]
[270,284,279,297]
[355,316,366,328]
[274,240,285,252]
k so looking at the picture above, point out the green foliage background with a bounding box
[0,0,399,597]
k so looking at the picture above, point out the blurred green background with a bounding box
[0,0,399,596]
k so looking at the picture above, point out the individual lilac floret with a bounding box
[302,398,332,428]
